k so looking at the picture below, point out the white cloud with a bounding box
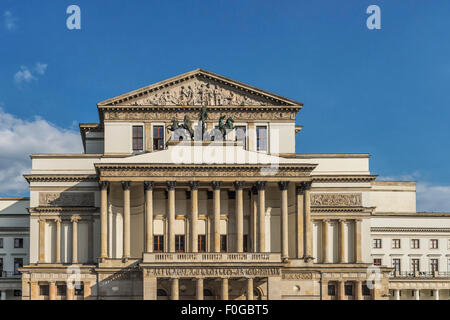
[14,63,48,84]
[14,66,35,83]
[34,62,48,75]
[0,108,82,194]
[378,173,450,212]
[4,10,17,30]
[416,183,450,212]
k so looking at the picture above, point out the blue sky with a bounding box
[0,1,449,210]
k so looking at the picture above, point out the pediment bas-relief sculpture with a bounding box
[126,78,272,107]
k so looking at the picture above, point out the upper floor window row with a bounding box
[0,238,24,249]
[131,124,269,152]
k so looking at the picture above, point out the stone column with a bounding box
[49,281,56,300]
[322,220,329,263]
[88,218,94,263]
[189,181,199,253]
[256,181,266,252]
[355,280,363,300]
[234,181,244,253]
[394,289,400,300]
[354,219,362,263]
[278,181,289,259]
[143,276,157,300]
[167,181,177,253]
[295,185,304,259]
[212,181,222,253]
[144,182,154,253]
[55,218,61,264]
[250,187,258,253]
[338,219,346,263]
[247,278,254,300]
[303,181,313,260]
[66,282,74,300]
[71,216,79,264]
[122,181,131,260]
[221,278,229,300]
[100,181,109,260]
[171,278,179,300]
[39,218,45,263]
[84,281,91,300]
[337,281,345,300]
[414,289,420,300]
[434,289,439,300]
[196,278,204,300]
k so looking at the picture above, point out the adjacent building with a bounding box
[10,69,449,300]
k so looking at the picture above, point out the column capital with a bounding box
[99,181,109,190]
[70,215,81,223]
[54,217,62,223]
[296,181,312,194]
[255,181,266,191]
[189,181,199,190]
[278,181,289,190]
[234,181,245,190]
[323,218,330,223]
[121,181,131,190]
[167,181,177,190]
[211,181,222,190]
[338,219,346,223]
[144,181,154,191]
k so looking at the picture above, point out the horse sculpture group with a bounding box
[167,106,234,141]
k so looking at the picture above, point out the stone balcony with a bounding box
[142,252,282,264]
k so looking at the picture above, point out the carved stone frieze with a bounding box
[282,272,313,280]
[102,109,297,122]
[144,267,281,278]
[39,192,95,207]
[310,193,362,207]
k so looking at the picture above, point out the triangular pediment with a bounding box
[98,69,302,107]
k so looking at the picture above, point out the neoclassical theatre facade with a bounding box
[19,69,450,300]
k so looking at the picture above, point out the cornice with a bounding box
[28,206,99,214]
[371,227,450,233]
[312,175,377,183]
[24,174,98,183]
[95,163,317,179]
[311,206,374,214]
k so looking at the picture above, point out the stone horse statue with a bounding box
[180,115,194,140]
[217,115,235,140]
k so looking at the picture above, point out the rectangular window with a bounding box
[373,239,382,249]
[0,257,3,277]
[344,284,353,296]
[57,285,67,296]
[153,125,164,151]
[411,239,420,249]
[175,235,185,252]
[198,235,206,252]
[430,239,439,249]
[373,258,382,266]
[393,259,401,272]
[132,125,144,151]
[256,126,267,151]
[75,284,84,296]
[392,239,401,249]
[13,258,23,275]
[243,234,248,253]
[411,259,420,273]
[327,283,336,296]
[235,126,247,149]
[362,284,371,296]
[430,259,439,272]
[220,235,227,253]
[14,238,23,248]
[40,285,49,296]
[0,238,3,248]
[153,235,164,253]
[13,290,21,297]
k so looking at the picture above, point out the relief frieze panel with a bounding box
[310,193,362,207]
[145,267,281,278]
[39,192,95,207]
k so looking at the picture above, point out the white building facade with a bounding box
[0,198,30,300]
[12,69,449,300]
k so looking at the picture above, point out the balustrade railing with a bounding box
[143,252,281,263]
